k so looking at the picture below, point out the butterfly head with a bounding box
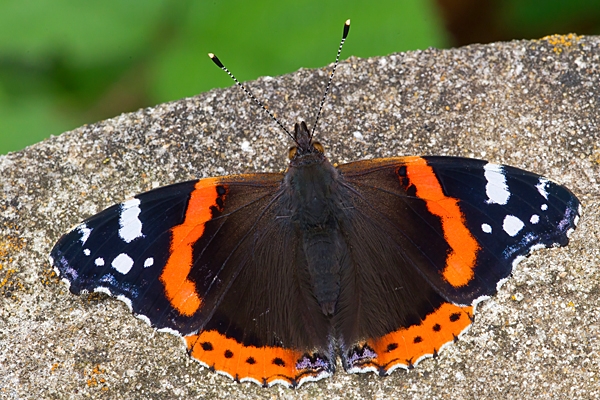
[288,121,325,161]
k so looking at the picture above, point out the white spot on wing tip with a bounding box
[111,253,134,275]
[267,378,293,388]
[215,369,235,382]
[472,295,491,308]
[119,198,143,243]
[78,224,92,244]
[536,177,550,200]
[83,248,91,256]
[481,223,492,233]
[503,215,524,236]
[530,214,540,224]
[484,163,510,205]
[437,340,456,356]
[122,198,140,208]
[95,257,105,267]
[144,257,154,268]
[385,361,411,375]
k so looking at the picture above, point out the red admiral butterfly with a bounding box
[50,20,581,388]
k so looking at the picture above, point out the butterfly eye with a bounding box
[313,142,324,153]
[288,146,298,159]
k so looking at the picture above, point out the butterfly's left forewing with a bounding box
[51,176,275,331]
[51,179,204,326]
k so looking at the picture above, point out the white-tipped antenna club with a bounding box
[311,19,350,138]
[208,53,294,140]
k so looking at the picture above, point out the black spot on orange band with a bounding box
[273,357,286,367]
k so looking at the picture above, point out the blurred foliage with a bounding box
[0,0,444,154]
[0,0,599,154]
[436,0,600,46]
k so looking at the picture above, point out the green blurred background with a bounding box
[1,0,599,154]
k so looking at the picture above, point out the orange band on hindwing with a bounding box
[185,331,330,387]
[404,157,480,287]
[364,303,473,371]
[159,178,224,316]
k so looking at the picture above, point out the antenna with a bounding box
[311,19,350,139]
[208,53,294,141]
[209,19,351,143]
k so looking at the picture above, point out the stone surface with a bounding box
[1,34,599,399]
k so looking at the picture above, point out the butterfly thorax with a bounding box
[284,121,348,316]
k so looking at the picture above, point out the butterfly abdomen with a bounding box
[286,156,350,316]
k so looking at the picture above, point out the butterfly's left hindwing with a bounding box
[51,179,200,320]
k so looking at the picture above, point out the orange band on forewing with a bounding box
[159,178,221,316]
[404,157,479,287]
[366,303,473,370]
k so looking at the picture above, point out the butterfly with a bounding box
[50,20,581,388]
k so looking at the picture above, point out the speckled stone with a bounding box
[1,35,599,399]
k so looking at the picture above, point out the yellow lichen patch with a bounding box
[0,263,23,298]
[0,234,26,297]
[40,267,59,286]
[592,146,600,165]
[84,365,108,391]
[0,235,24,260]
[85,292,109,303]
[541,33,582,54]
